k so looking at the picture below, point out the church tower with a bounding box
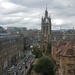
[41,7,51,53]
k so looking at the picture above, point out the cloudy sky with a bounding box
[0,0,75,30]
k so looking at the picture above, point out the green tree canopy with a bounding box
[47,42,51,54]
[32,46,42,58]
[34,56,55,75]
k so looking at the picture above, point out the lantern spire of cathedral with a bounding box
[46,5,47,11]
[45,6,48,17]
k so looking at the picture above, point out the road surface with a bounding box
[4,50,35,75]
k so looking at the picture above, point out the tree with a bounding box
[32,46,42,58]
[47,42,51,54]
[34,56,55,75]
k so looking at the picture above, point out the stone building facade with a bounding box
[41,8,51,52]
[52,41,75,75]
[59,42,75,75]
[0,34,24,75]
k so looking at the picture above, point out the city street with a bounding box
[6,50,35,75]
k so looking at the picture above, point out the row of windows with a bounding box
[0,44,24,59]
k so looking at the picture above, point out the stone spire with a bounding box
[45,6,48,17]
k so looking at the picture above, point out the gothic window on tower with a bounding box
[44,35,46,41]
[43,45,45,52]
[45,18,49,23]
[46,26,48,33]
[43,26,45,33]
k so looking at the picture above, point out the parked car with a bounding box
[13,71,18,75]
[18,66,22,70]
[11,65,15,69]
[21,71,24,74]
[23,62,25,65]
[8,68,12,72]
